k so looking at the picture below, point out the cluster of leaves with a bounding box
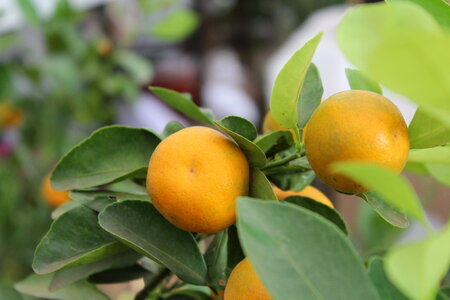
[6,0,450,300]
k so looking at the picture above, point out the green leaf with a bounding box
[385,222,450,300]
[98,200,207,285]
[163,289,212,300]
[0,284,23,300]
[338,2,450,128]
[270,32,323,129]
[151,9,199,41]
[408,146,450,164]
[359,192,410,228]
[226,225,245,273]
[51,201,80,219]
[52,126,160,190]
[162,121,185,138]
[409,109,450,149]
[17,0,40,25]
[237,197,379,300]
[387,0,450,30]
[333,162,425,224]
[50,250,140,291]
[345,68,382,94]
[150,87,214,126]
[368,257,409,300]
[114,50,153,84]
[33,206,127,274]
[248,168,277,201]
[266,170,315,192]
[204,230,228,292]
[285,196,348,234]
[88,264,149,284]
[427,164,450,186]
[255,130,295,157]
[214,121,266,168]
[15,274,109,300]
[297,63,323,129]
[71,190,150,212]
[218,116,257,141]
[438,287,450,299]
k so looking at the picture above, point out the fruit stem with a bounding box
[294,126,303,152]
[261,153,301,170]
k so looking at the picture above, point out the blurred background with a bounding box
[0,0,448,298]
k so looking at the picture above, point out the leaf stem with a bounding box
[135,267,171,300]
[261,153,300,170]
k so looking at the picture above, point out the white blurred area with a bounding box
[264,4,417,125]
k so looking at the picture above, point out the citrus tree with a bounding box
[10,0,450,299]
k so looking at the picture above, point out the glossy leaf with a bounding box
[345,68,382,94]
[409,109,450,149]
[387,0,450,29]
[33,206,126,274]
[333,162,425,224]
[408,146,450,164]
[270,32,323,129]
[368,257,408,300]
[285,196,348,234]
[297,63,323,129]
[255,130,294,157]
[98,200,207,285]
[267,170,315,192]
[249,168,277,201]
[237,197,379,300]
[50,250,140,290]
[15,274,108,300]
[151,9,199,40]
[338,2,450,128]
[71,190,150,212]
[52,126,160,190]
[162,121,185,138]
[359,192,410,228]
[385,222,450,300]
[204,230,228,292]
[150,87,214,126]
[214,121,266,168]
[218,116,257,141]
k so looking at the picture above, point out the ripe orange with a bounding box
[146,126,249,234]
[41,174,71,208]
[304,90,409,194]
[224,258,272,300]
[272,185,333,208]
[0,102,23,128]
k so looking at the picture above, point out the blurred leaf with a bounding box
[297,63,323,129]
[367,257,408,300]
[267,170,315,192]
[359,192,410,228]
[50,250,140,290]
[52,126,160,190]
[387,0,450,29]
[33,206,127,274]
[114,50,153,84]
[408,146,450,164]
[41,55,80,91]
[270,32,322,130]
[0,284,23,300]
[150,87,214,126]
[285,196,348,234]
[248,168,277,201]
[237,197,379,300]
[15,273,108,300]
[338,2,450,128]
[404,161,430,175]
[162,121,185,138]
[255,130,294,157]
[98,200,207,285]
[438,287,450,299]
[88,264,148,284]
[17,0,40,25]
[333,162,425,224]
[151,9,199,41]
[218,116,257,141]
[427,164,450,186]
[345,68,382,94]
[214,121,266,168]
[204,230,228,292]
[385,222,450,300]
[409,109,450,149]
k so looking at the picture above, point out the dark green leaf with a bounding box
[345,68,382,94]
[71,190,150,212]
[368,257,408,300]
[387,0,450,29]
[214,121,266,168]
[50,250,141,290]
[359,192,410,229]
[162,121,185,138]
[52,126,160,190]
[218,116,257,141]
[227,225,245,273]
[150,87,214,126]
[255,130,294,157]
[33,206,126,274]
[163,289,212,300]
[248,168,277,201]
[51,201,80,219]
[237,197,379,300]
[0,284,23,300]
[204,230,228,292]
[98,200,208,285]
[409,109,450,149]
[297,63,323,128]
[267,170,315,192]
[285,196,347,234]
[88,264,149,284]
[438,287,450,299]
[15,274,108,300]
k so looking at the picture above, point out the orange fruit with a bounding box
[41,174,71,208]
[146,126,249,233]
[272,185,333,208]
[0,102,23,128]
[304,90,409,194]
[224,258,272,300]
